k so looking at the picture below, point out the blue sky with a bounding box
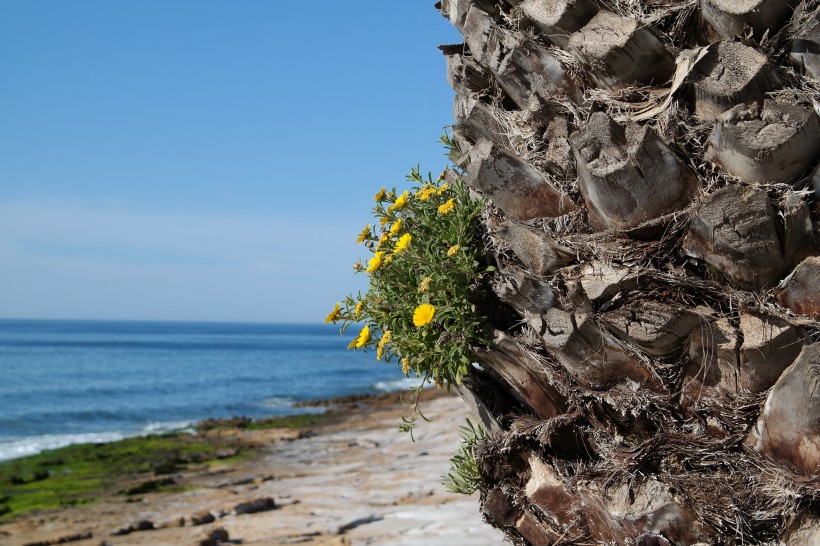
[0,1,461,322]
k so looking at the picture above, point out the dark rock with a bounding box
[111,520,154,536]
[234,497,277,515]
[337,514,384,534]
[198,527,230,546]
[22,532,93,546]
[190,511,216,526]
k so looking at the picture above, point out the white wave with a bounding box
[140,420,195,435]
[0,420,196,462]
[258,396,296,408]
[373,377,433,392]
[0,431,126,462]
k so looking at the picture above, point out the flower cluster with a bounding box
[326,150,492,432]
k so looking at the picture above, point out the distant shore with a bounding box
[0,388,504,546]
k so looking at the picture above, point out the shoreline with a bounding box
[0,379,430,464]
[0,388,504,546]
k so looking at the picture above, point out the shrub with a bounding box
[327,135,493,433]
[444,419,486,495]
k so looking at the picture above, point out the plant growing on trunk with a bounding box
[327,143,493,433]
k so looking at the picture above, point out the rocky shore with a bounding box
[0,390,504,546]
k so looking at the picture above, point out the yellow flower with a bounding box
[418,185,436,201]
[402,358,410,375]
[376,330,392,361]
[438,198,455,215]
[325,302,341,324]
[413,303,435,327]
[447,244,461,257]
[379,215,390,226]
[366,251,385,273]
[355,301,364,318]
[373,187,386,201]
[437,183,449,195]
[418,277,431,292]
[383,254,393,266]
[388,218,402,237]
[388,191,409,212]
[376,233,388,249]
[395,233,412,254]
[346,325,370,350]
[437,169,448,183]
[356,224,371,243]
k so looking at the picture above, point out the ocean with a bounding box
[0,319,413,462]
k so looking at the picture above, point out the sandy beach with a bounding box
[0,391,505,546]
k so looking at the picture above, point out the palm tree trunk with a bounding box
[435,0,820,543]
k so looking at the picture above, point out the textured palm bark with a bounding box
[434,0,820,544]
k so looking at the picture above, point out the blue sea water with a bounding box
[0,320,413,461]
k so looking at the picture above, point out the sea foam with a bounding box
[0,421,194,462]
[373,376,432,392]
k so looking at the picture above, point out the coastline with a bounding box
[0,389,504,546]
